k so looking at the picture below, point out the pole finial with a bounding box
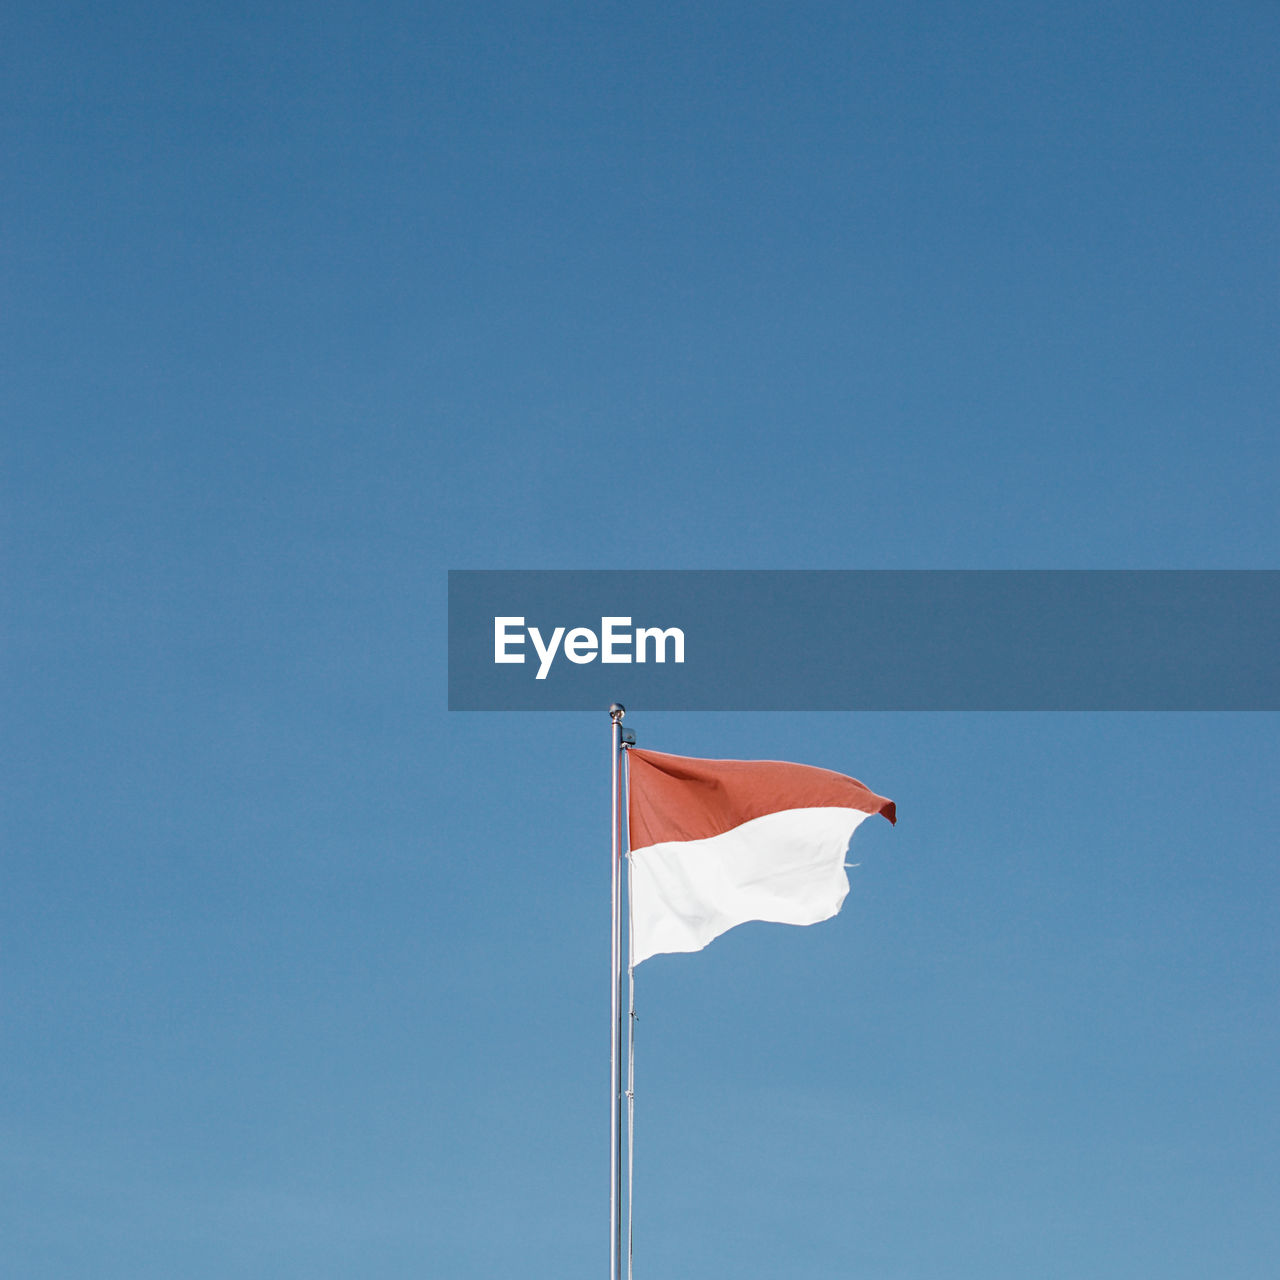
[609,703,626,722]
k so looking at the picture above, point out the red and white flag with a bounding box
[627,748,896,965]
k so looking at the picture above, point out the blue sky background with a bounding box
[3,2,1277,1276]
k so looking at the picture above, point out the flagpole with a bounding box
[609,703,625,1280]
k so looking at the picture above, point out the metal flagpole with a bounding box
[625,789,636,1280]
[609,703,625,1280]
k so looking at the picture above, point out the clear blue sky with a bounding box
[3,3,1277,1276]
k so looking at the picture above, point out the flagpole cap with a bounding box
[609,703,625,722]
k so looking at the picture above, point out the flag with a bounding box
[627,748,895,965]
